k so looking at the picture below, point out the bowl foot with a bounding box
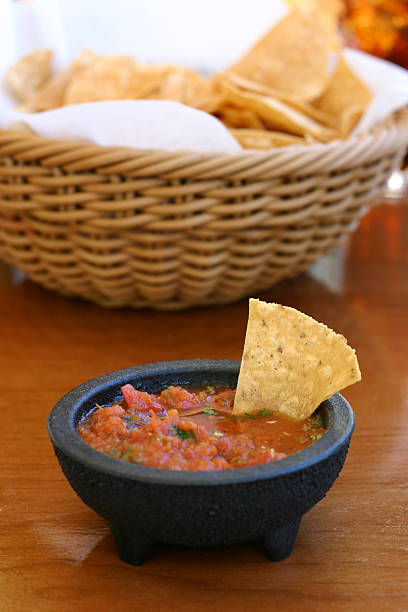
[109,523,152,566]
[264,517,302,561]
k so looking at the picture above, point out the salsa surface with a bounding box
[77,384,325,471]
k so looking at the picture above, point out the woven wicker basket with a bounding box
[0,110,407,310]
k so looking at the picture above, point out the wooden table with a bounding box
[1,197,408,612]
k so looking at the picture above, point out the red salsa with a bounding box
[77,384,325,471]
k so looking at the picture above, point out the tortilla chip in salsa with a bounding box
[233,299,361,420]
[77,300,360,471]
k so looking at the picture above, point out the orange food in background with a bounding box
[341,0,408,68]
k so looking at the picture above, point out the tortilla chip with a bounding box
[182,69,214,106]
[7,120,36,135]
[233,299,361,419]
[220,81,337,141]
[340,104,366,136]
[219,106,266,130]
[314,55,372,130]
[19,68,71,112]
[228,11,330,102]
[190,91,225,114]
[5,49,53,103]
[144,65,215,108]
[63,51,166,104]
[145,67,185,101]
[221,74,337,128]
[230,128,306,149]
[286,0,344,51]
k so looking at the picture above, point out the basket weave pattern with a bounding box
[0,111,407,309]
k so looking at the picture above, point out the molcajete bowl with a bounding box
[48,359,355,566]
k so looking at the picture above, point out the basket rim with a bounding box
[0,109,407,181]
[0,108,407,161]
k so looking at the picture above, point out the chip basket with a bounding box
[0,109,407,310]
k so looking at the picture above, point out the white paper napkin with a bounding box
[6,100,242,153]
[344,49,408,133]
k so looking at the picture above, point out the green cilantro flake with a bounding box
[259,410,271,416]
[308,413,323,426]
[310,433,323,441]
[121,445,138,461]
[206,385,214,392]
[202,408,218,416]
[245,413,256,420]
[173,425,197,441]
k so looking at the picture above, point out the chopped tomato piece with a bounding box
[121,384,140,408]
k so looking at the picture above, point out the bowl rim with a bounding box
[48,359,355,486]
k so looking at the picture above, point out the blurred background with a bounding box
[340,0,408,195]
[6,0,408,69]
[341,0,408,69]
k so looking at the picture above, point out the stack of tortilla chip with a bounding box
[5,6,373,150]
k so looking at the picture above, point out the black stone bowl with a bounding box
[48,359,355,566]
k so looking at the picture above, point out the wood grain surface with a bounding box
[1,199,408,612]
